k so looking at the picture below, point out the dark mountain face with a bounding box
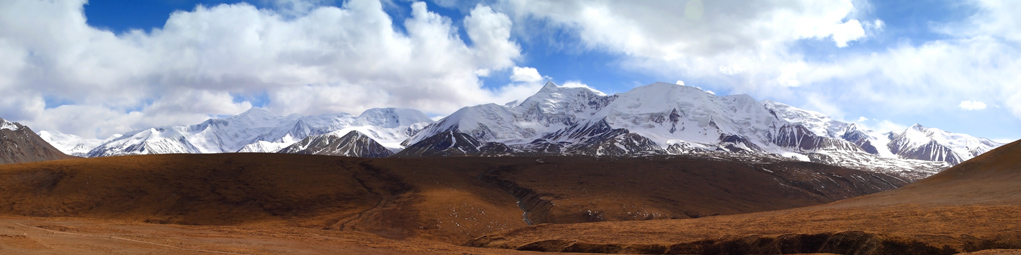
[773,124,862,152]
[395,119,664,158]
[278,131,394,158]
[889,139,964,165]
[1,118,74,164]
[393,130,483,157]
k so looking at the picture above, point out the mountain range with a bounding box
[30,82,1006,179]
[79,107,431,157]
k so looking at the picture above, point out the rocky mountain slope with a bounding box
[0,118,74,164]
[278,131,395,158]
[399,82,1002,179]
[85,108,432,157]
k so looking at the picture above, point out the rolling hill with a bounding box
[469,139,1021,254]
[0,153,904,246]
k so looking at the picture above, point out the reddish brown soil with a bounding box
[0,153,900,254]
[470,140,1021,254]
[0,215,559,255]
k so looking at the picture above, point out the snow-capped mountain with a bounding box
[38,131,114,157]
[38,81,1004,180]
[887,124,1003,165]
[404,82,784,156]
[86,108,432,157]
[1,118,73,164]
[403,82,611,147]
[278,130,395,158]
[400,82,1004,179]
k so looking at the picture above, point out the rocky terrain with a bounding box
[0,118,74,164]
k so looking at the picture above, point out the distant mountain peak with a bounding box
[235,107,275,118]
[0,117,23,131]
[540,80,558,91]
[399,82,1002,180]
[86,107,433,157]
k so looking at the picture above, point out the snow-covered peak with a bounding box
[583,82,780,148]
[227,107,294,128]
[538,80,558,92]
[1,118,22,131]
[355,108,432,128]
[234,107,276,120]
[596,82,712,116]
[763,100,847,137]
[89,107,434,157]
[38,130,107,157]
[414,103,518,143]
[896,124,1001,152]
[516,81,612,122]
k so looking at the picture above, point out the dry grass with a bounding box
[470,140,1021,254]
[0,153,906,253]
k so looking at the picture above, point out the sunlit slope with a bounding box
[470,140,1021,254]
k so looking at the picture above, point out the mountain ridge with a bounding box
[35,81,1006,180]
[83,107,432,157]
[398,82,1003,180]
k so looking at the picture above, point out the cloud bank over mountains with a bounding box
[0,0,543,138]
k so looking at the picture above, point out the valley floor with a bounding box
[0,215,551,255]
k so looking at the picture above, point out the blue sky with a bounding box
[0,0,1018,142]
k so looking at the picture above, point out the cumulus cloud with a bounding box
[0,0,527,139]
[791,1,1021,120]
[831,19,866,47]
[496,0,1019,135]
[498,0,1021,128]
[561,81,605,95]
[871,120,908,134]
[958,101,987,111]
[510,66,543,82]
[500,0,868,85]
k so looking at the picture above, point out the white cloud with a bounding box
[958,100,987,111]
[803,92,845,120]
[501,0,868,85]
[675,80,685,85]
[871,120,908,134]
[857,116,868,122]
[496,0,1020,140]
[791,1,1021,119]
[831,19,866,47]
[510,66,543,82]
[0,0,527,139]
[561,81,605,96]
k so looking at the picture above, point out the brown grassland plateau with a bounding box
[0,141,1017,254]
